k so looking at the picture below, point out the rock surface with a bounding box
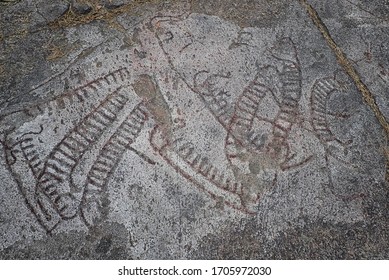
[0,0,388,259]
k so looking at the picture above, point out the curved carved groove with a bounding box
[1,67,134,232]
[310,77,351,164]
[174,139,243,195]
[2,142,61,232]
[267,38,302,156]
[227,74,269,148]
[11,68,131,119]
[80,103,148,227]
[19,125,45,177]
[2,67,131,176]
[193,71,232,126]
[149,126,258,214]
[310,78,338,142]
[37,88,130,219]
[224,37,311,201]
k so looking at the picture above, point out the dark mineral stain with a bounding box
[95,235,112,254]
[133,74,173,140]
[0,222,132,260]
[189,182,389,259]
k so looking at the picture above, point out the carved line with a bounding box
[311,78,365,202]
[173,139,243,195]
[310,78,338,143]
[2,142,62,232]
[267,63,301,157]
[3,68,130,119]
[309,77,353,167]
[225,38,313,173]
[149,126,255,215]
[16,125,45,177]
[193,71,232,126]
[37,87,129,219]
[2,68,135,232]
[80,103,148,227]
[228,77,268,145]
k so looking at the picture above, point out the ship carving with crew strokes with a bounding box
[0,13,362,233]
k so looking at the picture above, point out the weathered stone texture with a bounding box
[0,0,388,259]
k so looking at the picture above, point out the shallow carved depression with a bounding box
[0,0,388,259]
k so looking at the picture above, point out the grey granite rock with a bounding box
[0,0,388,259]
